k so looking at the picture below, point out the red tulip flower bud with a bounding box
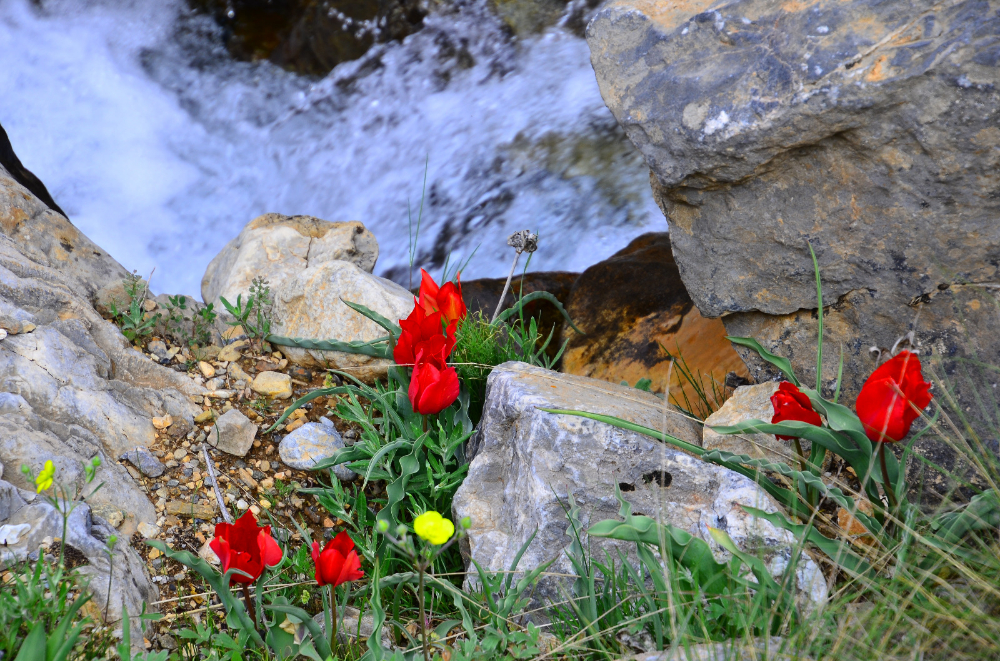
[855,351,932,443]
[311,531,364,588]
[210,511,284,585]
[770,381,823,440]
[408,344,460,415]
[417,269,467,326]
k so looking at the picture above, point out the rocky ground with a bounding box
[106,323,369,649]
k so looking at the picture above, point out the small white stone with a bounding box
[236,499,249,510]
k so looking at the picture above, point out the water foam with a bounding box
[0,0,663,297]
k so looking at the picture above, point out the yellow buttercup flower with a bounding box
[413,511,454,545]
[36,460,55,493]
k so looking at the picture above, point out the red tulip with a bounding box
[210,510,283,585]
[408,343,460,415]
[770,382,823,440]
[312,531,364,588]
[394,303,456,366]
[856,350,932,443]
[417,269,467,325]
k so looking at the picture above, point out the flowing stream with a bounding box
[0,0,663,296]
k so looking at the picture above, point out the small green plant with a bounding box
[109,270,159,343]
[115,604,168,661]
[0,557,92,661]
[219,277,278,350]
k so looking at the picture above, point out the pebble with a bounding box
[165,460,179,469]
[194,410,215,424]
[252,371,293,400]
[138,522,161,539]
[152,414,174,430]
[120,447,165,478]
[260,499,271,509]
[147,340,169,360]
[165,500,217,519]
[236,499,249,510]
[261,477,275,490]
[249,505,261,516]
[173,448,186,460]
[285,418,306,433]
[218,339,248,362]
[142,299,158,312]
[278,422,355,481]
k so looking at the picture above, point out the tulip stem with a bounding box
[792,439,808,473]
[418,565,430,661]
[877,441,897,513]
[242,585,258,629]
[328,584,338,655]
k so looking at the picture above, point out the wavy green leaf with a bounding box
[726,337,800,386]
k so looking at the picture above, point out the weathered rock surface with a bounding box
[0,151,126,305]
[0,157,206,541]
[561,233,747,408]
[202,213,379,307]
[208,409,258,457]
[279,419,356,480]
[702,382,808,462]
[0,479,157,642]
[453,362,827,611]
[271,260,413,379]
[587,0,1000,498]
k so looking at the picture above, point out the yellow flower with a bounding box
[413,511,454,545]
[35,460,55,493]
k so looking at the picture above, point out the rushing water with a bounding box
[0,0,663,297]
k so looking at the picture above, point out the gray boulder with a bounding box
[0,162,203,537]
[279,419,356,481]
[453,363,828,612]
[586,0,1000,499]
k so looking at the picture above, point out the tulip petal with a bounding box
[259,530,283,567]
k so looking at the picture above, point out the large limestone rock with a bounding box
[0,145,127,304]
[0,161,202,538]
[453,362,827,611]
[560,233,747,409]
[271,260,413,379]
[201,213,379,306]
[587,0,1000,498]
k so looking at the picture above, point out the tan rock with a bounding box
[702,382,808,465]
[252,371,292,399]
[152,415,173,430]
[218,339,248,362]
[198,361,216,378]
[165,500,218,519]
[194,409,215,424]
[228,362,252,385]
[271,260,412,380]
[198,539,220,566]
[202,213,379,306]
[285,418,306,432]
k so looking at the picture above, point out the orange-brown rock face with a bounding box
[560,233,747,413]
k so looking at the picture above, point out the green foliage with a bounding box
[219,276,278,343]
[116,604,168,661]
[161,295,217,348]
[0,559,91,661]
[109,270,159,342]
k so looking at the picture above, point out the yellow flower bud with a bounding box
[35,460,55,493]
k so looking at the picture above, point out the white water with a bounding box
[0,0,663,297]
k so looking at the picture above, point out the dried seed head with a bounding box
[507,230,538,254]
